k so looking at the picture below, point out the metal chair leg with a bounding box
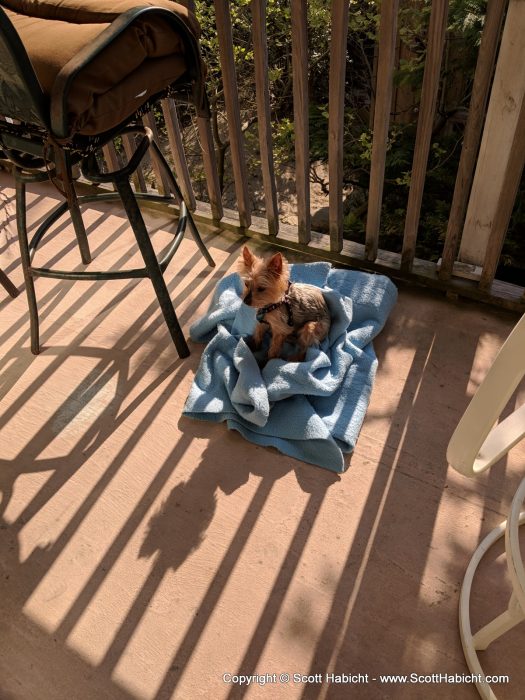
[13,128,208,359]
[150,139,215,268]
[182,193,215,268]
[15,178,40,353]
[114,175,190,358]
[0,268,18,297]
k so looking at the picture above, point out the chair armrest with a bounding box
[447,313,525,476]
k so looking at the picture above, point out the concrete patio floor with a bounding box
[1,171,524,700]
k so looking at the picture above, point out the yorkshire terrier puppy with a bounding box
[238,245,331,361]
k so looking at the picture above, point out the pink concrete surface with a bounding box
[1,172,524,700]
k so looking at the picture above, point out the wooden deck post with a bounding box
[458,0,525,271]
[438,0,505,280]
[479,86,525,290]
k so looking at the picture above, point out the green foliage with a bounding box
[272,117,295,167]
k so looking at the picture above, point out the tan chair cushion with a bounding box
[2,0,201,136]
[2,0,199,31]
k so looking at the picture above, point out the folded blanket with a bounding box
[183,261,397,472]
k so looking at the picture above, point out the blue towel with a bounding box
[183,262,397,472]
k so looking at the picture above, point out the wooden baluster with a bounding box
[102,142,120,191]
[142,111,171,196]
[122,133,147,192]
[251,0,279,236]
[162,98,197,211]
[365,0,399,261]
[291,0,311,244]
[401,0,449,272]
[214,0,252,228]
[196,116,224,221]
[328,0,350,253]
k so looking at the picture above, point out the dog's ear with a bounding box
[241,245,255,270]
[267,252,283,277]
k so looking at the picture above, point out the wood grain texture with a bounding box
[401,0,449,272]
[214,0,252,228]
[291,0,311,244]
[161,99,197,211]
[328,0,350,253]
[101,142,120,191]
[122,133,147,192]
[479,86,525,290]
[439,0,505,280]
[196,116,224,221]
[459,0,525,267]
[251,0,279,236]
[365,0,399,261]
[142,111,171,196]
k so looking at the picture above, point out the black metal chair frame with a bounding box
[0,5,215,359]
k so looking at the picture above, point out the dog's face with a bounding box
[238,246,290,308]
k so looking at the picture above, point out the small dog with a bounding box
[238,246,331,361]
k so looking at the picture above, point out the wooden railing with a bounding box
[119,0,525,311]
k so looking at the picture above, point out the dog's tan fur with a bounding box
[238,246,331,361]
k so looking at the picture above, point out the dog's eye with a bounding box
[244,280,249,287]
[256,286,266,293]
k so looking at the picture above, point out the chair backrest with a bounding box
[0,6,49,129]
[447,312,525,477]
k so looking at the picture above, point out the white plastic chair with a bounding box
[447,312,525,700]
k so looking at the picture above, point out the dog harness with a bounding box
[256,282,294,326]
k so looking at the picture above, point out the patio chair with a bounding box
[447,312,525,700]
[0,0,215,358]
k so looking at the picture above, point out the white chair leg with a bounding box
[473,591,525,651]
[446,311,525,699]
[459,478,525,700]
[506,479,525,612]
[460,520,505,700]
